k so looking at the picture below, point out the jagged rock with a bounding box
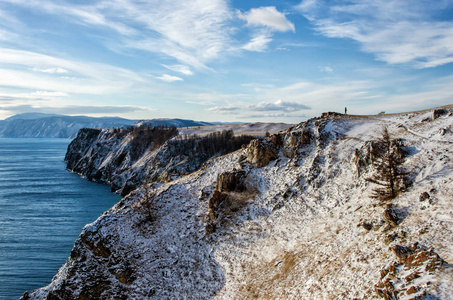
[361,222,374,231]
[353,142,374,177]
[246,138,280,168]
[433,108,448,119]
[321,111,343,118]
[208,191,229,222]
[376,244,445,299]
[216,170,247,193]
[419,192,430,201]
[65,127,253,195]
[383,206,406,227]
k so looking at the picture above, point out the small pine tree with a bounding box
[141,183,155,222]
[367,127,409,201]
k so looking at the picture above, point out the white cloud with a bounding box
[0,48,144,94]
[30,91,68,97]
[156,74,183,82]
[0,104,150,116]
[239,6,295,32]
[246,112,308,119]
[249,100,311,112]
[161,64,194,76]
[296,0,453,68]
[242,34,273,52]
[319,66,333,73]
[32,67,68,74]
[105,0,234,69]
[3,0,234,70]
[206,106,240,113]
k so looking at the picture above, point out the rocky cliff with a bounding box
[64,126,255,196]
[25,107,453,299]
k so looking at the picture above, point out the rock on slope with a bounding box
[25,107,453,299]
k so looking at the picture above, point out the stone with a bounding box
[376,244,446,299]
[433,108,448,119]
[419,192,430,201]
[383,207,405,227]
[216,170,247,193]
[246,139,280,168]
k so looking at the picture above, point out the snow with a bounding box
[26,106,453,299]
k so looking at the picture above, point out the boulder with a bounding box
[383,206,406,227]
[419,192,430,201]
[433,108,448,119]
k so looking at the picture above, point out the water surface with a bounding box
[0,139,121,299]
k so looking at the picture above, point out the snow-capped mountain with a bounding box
[0,113,210,138]
[23,106,453,299]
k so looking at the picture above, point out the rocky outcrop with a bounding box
[246,138,281,168]
[375,243,446,299]
[65,128,253,196]
[216,170,247,193]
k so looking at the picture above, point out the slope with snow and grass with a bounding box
[23,106,453,299]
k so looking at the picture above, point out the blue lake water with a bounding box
[0,139,121,300]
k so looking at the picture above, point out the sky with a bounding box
[0,0,452,123]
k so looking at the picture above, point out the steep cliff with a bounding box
[26,107,453,299]
[65,126,256,196]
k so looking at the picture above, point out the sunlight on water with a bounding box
[0,139,121,300]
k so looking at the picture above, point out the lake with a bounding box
[0,139,121,300]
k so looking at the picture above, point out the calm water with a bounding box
[0,139,121,300]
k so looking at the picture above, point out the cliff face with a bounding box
[65,127,255,196]
[26,107,453,299]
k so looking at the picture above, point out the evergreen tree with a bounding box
[367,127,409,201]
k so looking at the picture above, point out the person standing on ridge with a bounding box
[345,107,347,114]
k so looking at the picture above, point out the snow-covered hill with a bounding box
[23,107,453,299]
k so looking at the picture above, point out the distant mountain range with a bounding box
[0,113,211,138]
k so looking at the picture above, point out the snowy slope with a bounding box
[24,106,453,299]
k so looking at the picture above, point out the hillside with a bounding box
[23,106,453,299]
[0,113,209,138]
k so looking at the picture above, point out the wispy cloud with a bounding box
[30,91,68,97]
[249,100,311,112]
[242,34,273,52]
[161,64,194,76]
[206,106,240,114]
[0,104,151,116]
[105,0,234,70]
[1,0,234,70]
[246,112,309,119]
[156,74,184,82]
[32,67,68,74]
[296,0,453,68]
[0,48,143,94]
[319,66,333,73]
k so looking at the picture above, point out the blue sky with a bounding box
[0,0,452,123]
